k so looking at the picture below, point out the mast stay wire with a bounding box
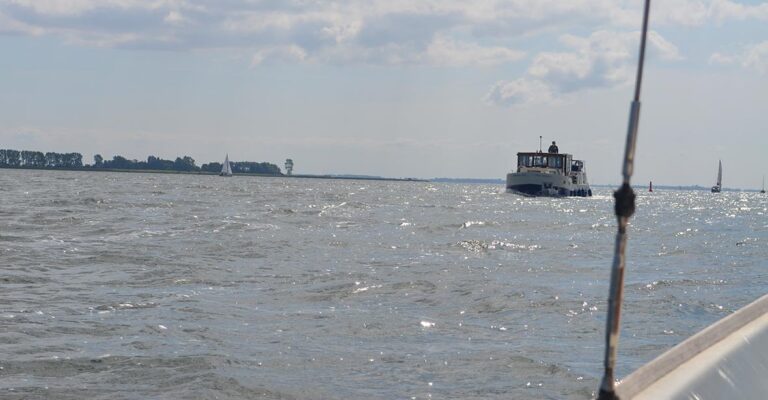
[598,0,652,398]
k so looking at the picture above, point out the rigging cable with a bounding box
[597,0,651,399]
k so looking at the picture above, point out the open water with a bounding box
[1,169,766,399]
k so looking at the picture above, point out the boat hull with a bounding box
[506,172,591,197]
[616,294,768,400]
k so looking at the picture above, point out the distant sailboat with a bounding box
[649,181,653,192]
[220,154,233,177]
[761,175,765,194]
[711,160,722,193]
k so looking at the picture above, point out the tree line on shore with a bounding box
[0,149,83,169]
[0,148,282,175]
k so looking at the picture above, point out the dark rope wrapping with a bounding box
[614,183,636,219]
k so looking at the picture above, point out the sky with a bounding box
[1,0,767,188]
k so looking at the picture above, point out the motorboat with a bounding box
[506,150,592,197]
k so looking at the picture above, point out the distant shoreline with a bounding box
[0,166,427,182]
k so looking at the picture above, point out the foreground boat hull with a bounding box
[616,294,768,400]
[506,172,591,197]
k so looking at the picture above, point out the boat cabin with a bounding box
[516,152,582,175]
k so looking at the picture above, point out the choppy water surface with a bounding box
[1,169,766,399]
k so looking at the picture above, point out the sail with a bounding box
[716,160,722,187]
[711,160,722,192]
[221,154,232,176]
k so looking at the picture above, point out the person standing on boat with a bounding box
[548,141,559,153]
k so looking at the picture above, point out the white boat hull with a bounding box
[616,294,768,399]
[506,172,591,197]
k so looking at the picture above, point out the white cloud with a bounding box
[0,10,44,35]
[251,45,308,66]
[0,0,751,58]
[742,41,768,73]
[484,79,553,106]
[487,29,681,106]
[529,51,595,86]
[650,0,768,26]
[653,0,710,26]
[321,22,363,44]
[0,0,757,105]
[163,10,185,26]
[426,35,525,67]
[648,31,683,61]
[712,41,768,74]
[5,0,177,16]
[531,31,636,93]
[709,52,734,65]
[709,0,768,23]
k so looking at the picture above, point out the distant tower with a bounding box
[284,159,294,176]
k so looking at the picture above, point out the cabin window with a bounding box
[519,154,564,168]
[571,160,582,172]
[518,155,531,167]
[548,156,563,168]
[531,156,547,167]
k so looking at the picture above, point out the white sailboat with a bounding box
[711,160,722,193]
[219,154,233,177]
